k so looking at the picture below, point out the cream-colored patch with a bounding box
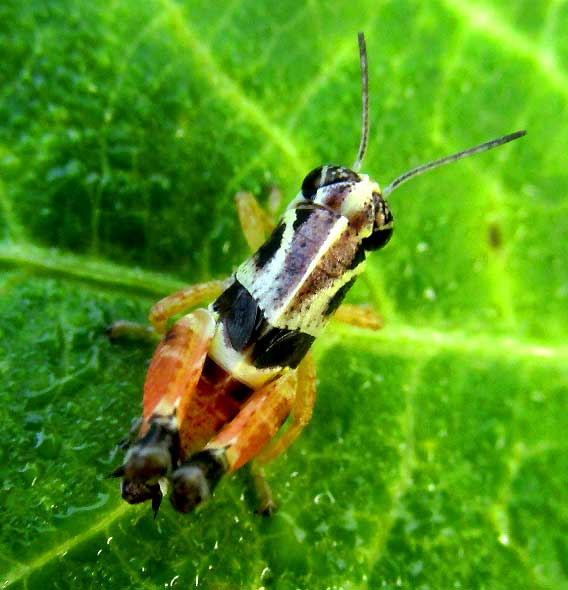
[208,322,285,389]
[237,209,297,296]
[343,177,378,220]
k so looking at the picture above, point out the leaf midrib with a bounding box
[1,504,130,589]
[2,240,566,365]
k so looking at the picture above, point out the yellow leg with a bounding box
[235,191,275,251]
[149,279,230,333]
[334,303,384,331]
[254,354,317,466]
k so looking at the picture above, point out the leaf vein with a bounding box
[363,361,421,581]
[440,0,568,99]
[2,504,130,588]
[3,241,567,363]
[159,0,311,176]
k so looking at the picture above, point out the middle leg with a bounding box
[107,278,229,342]
[334,303,384,331]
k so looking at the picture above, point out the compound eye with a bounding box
[362,226,393,251]
[362,196,394,251]
[301,165,360,199]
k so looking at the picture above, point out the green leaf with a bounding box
[1,1,567,589]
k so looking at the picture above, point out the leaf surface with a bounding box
[1,1,567,589]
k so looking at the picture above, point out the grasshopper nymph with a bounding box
[109,33,526,516]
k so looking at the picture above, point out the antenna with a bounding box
[382,130,527,198]
[352,32,369,172]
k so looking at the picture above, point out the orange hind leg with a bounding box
[252,355,317,514]
[170,356,317,514]
[109,309,216,516]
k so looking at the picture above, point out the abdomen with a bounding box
[177,357,252,458]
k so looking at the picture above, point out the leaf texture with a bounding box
[1,1,567,589]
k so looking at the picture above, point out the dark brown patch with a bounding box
[322,183,352,210]
[348,205,374,233]
[292,227,360,302]
[251,327,315,369]
[487,222,503,249]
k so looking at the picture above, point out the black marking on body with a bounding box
[252,327,315,369]
[293,207,314,231]
[362,226,393,251]
[324,277,357,317]
[254,222,285,269]
[213,281,261,351]
[214,281,315,369]
[348,243,366,270]
[301,165,360,199]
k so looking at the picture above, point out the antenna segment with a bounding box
[382,130,527,198]
[352,32,369,172]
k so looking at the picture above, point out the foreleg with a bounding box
[149,279,229,333]
[235,188,280,251]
